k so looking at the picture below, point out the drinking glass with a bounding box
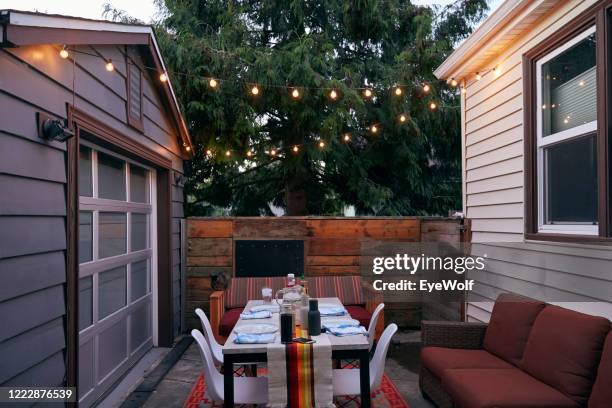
[262,287,272,303]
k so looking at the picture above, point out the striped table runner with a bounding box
[267,328,334,408]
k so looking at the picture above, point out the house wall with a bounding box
[461,0,612,322]
[0,43,185,388]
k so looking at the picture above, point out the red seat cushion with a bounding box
[421,347,514,379]
[483,293,545,366]
[345,305,371,328]
[589,331,612,408]
[521,306,610,405]
[442,368,578,408]
[219,308,242,338]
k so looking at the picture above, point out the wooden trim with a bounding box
[4,25,150,47]
[523,0,612,241]
[157,169,173,347]
[68,106,172,169]
[126,52,144,132]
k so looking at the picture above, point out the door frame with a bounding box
[66,105,174,393]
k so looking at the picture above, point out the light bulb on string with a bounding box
[394,87,403,96]
[329,89,338,100]
[209,78,218,88]
[343,134,351,142]
[475,72,482,81]
[493,66,502,77]
[246,150,253,158]
[292,146,299,153]
[206,149,213,157]
[319,141,325,148]
[270,149,277,157]
[450,78,458,87]
[363,89,373,98]
[159,72,168,82]
[423,84,430,93]
[225,150,231,157]
[59,46,69,59]
[370,125,378,134]
[399,114,407,123]
[251,85,260,95]
[461,86,467,95]
[291,88,300,99]
[429,102,437,110]
[185,145,191,152]
[105,59,115,72]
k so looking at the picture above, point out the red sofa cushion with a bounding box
[219,308,242,338]
[306,276,364,305]
[225,277,287,309]
[521,306,610,405]
[345,305,371,328]
[442,368,578,408]
[483,293,545,366]
[421,347,514,379]
[589,330,612,408]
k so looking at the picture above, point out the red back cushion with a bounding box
[521,306,610,405]
[225,277,287,309]
[306,276,364,305]
[589,330,612,408]
[483,293,545,365]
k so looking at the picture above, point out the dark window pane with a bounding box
[541,32,596,136]
[98,152,126,201]
[79,146,92,197]
[99,266,127,319]
[130,260,148,301]
[99,212,127,258]
[545,134,598,224]
[131,214,147,251]
[79,211,93,263]
[130,164,148,203]
[79,277,93,331]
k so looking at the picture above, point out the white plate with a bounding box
[234,323,278,335]
[322,318,360,327]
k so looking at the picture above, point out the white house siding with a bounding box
[461,0,612,322]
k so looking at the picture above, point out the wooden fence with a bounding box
[184,217,468,329]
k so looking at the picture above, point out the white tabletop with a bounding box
[223,297,369,354]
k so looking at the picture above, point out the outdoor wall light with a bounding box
[37,112,74,142]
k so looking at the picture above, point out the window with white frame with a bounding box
[536,27,598,235]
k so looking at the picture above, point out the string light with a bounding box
[291,88,300,99]
[159,72,168,82]
[363,89,373,98]
[329,89,338,100]
[246,150,253,158]
[251,85,260,95]
[206,149,213,156]
[370,125,378,134]
[461,86,467,95]
[105,59,115,72]
[475,72,482,81]
[450,78,458,87]
[185,145,191,152]
[394,87,403,96]
[423,84,430,93]
[270,149,277,156]
[493,66,502,77]
[343,133,351,142]
[225,150,231,157]
[59,46,69,59]
[399,114,407,123]
[209,78,218,88]
[579,80,585,87]
[429,102,437,110]
[319,140,325,148]
[292,145,299,153]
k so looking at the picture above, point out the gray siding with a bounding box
[0,43,186,388]
[171,182,184,337]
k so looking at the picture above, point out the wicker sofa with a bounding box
[209,275,383,341]
[420,294,612,408]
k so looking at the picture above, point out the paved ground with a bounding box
[141,329,434,408]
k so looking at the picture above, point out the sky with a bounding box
[0,0,502,24]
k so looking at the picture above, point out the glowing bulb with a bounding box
[394,87,402,96]
[270,149,277,156]
[371,125,378,134]
[475,72,482,81]
[206,149,213,156]
[363,89,373,98]
[423,84,430,93]
[251,85,260,95]
[291,88,300,99]
[542,104,547,110]
[209,78,218,88]
[59,47,69,59]
[329,89,338,100]
[319,141,325,148]
[579,80,585,87]
[225,150,231,157]
[159,72,168,82]
[399,114,407,123]
[343,134,351,142]
[185,146,191,152]
[105,60,115,72]
[461,86,467,95]
[292,146,299,153]
[450,78,458,87]
[429,102,437,110]
[493,66,502,77]
[246,151,253,158]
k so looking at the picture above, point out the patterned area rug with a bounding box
[184,370,410,407]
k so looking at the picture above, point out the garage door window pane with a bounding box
[131,214,147,251]
[79,146,92,197]
[79,211,93,263]
[99,266,127,319]
[99,212,126,258]
[131,260,148,301]
[79,276,93,331]
[98,152,126,201]
[130,165,149,203]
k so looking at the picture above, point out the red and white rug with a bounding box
[183,370,410,407]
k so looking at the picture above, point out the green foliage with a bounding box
[153,0,489,216]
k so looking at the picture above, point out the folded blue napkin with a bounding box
[322,320,360,330]
[250,304,280,313]
[326,326,368,337]
[234,333,276,344]
[319,306,347,316]
[240,310,272,319]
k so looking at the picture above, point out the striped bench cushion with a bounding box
[306,276,364,306]
[225,277,287,309]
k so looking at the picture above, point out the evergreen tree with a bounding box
[153,0,489,216]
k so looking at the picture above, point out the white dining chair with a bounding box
[332,323,398,398]
[195,308,224,365]
[191,329,269,405]
[367,303,385,350]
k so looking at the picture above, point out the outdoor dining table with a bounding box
[222,297,371,407]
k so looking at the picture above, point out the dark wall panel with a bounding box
[0,133,66,183]
[3,351,65,387]
[0,174,66,216]
[0,251,65,302]
[0,217,66,259]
